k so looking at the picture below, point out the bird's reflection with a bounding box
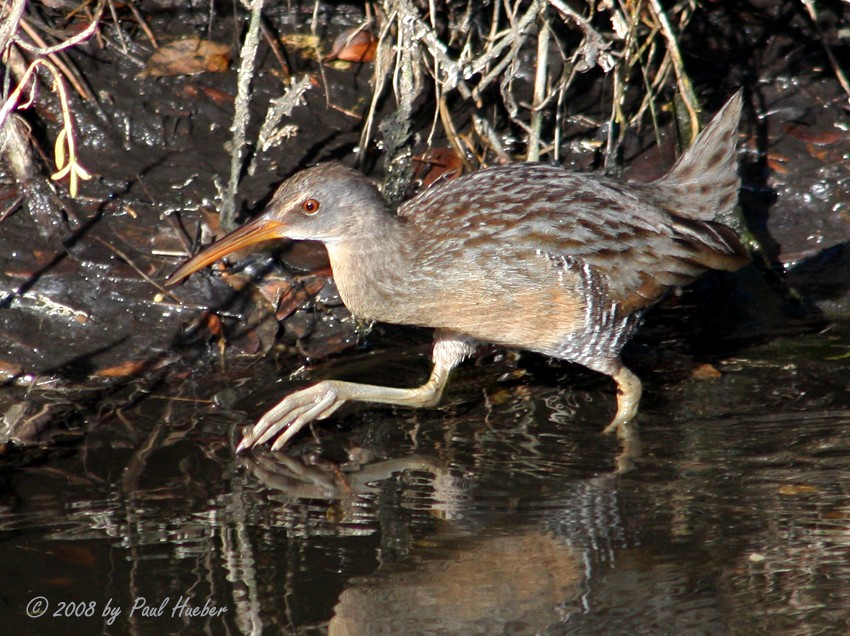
[240,447,449,501]
[240,445,632,634]
[329,529,585,635]
[614,417,641,473]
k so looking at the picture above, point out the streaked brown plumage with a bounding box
[167,92,748,452]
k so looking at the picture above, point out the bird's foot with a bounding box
[237,381,346,453]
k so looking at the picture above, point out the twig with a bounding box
[260,19,290,81]
[220,0,265,230]
[0,0,26,54]
[380,0,420,209]
[0,196,23,221]
[92,236,182,303]
[105,0,128,52]
[0,58,93,196]
[17,17,96,102]
[647,0,699,141]
[13,2,104,58]
[801,0,850,104]
[527,2,550,162]
[126,1,159,49]
[359,8,397,163]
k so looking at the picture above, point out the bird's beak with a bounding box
[165,216,287,286]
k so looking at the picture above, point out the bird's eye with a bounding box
[301,198,320,215]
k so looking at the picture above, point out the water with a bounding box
[1,322,848,635]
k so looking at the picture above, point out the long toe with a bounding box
[238,382,345,451]
[259,393,334,450]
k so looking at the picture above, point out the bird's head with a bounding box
[165,162,386,286]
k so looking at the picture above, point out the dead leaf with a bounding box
[49,545,98,569]
[265,277,325,321]
[766,152,789,174]
[228,324,262,355]
[203,311,224,338]
[279,241,331,274]
[691,363,722,380]
[778,484,819,495]
[96,360,148,377]
[139,38,231,78]
[782,122,845,146]
[182,83,234,105]
[323,27,377,63]
[281,33,320,60]
[413,148,464,189]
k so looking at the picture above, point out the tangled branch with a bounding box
[357,0,713,170]
[0,1,103,197]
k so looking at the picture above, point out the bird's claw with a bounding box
[236,382,346,452]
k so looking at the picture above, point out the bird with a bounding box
[167,92,748,453]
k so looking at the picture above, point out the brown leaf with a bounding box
[691,363,722,380]
[96,360,148,377]
[0,359,23,381]
[182,83,234,105]
[782,122,845,146]
[139,38,231,78]
[766,153,789,174]
[413,148,464,188]
[778,484,819,496]
[273,277,325,321]
[50,545,97,569]
[227,325,262,355]
[203,311,224,338]
[255,277,297,314]
[323,27,377,63]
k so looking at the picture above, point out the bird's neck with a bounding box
[324,218,416,323]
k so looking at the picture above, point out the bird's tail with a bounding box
[653,91,743,222]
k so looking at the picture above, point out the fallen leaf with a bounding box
[228,325,262,355]
[766,153,789,174]
[273,277,325,321]
[182,83,234,105]
[281,33,320,60]
[782,122,845,146]
[279,240,331,274]
[139,38,231,78]
[96,360,148,377]
[203,311,224,338]
[323,27,377,63]
[413,147,464,188]
[691,363,722,380]
[777,484,819,496]
[49,545,98,569]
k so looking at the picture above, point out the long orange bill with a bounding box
[165,217,287,286]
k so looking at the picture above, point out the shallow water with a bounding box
[2,319,848,635]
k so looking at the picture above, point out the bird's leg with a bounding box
[237,330,475,452]
[602,365,643,435]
